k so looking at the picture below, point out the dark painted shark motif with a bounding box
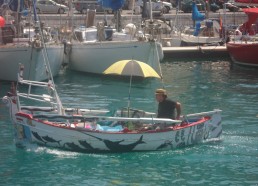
[83,133,145,152]
[32,131,46,145]
[78,140,97,150]
[156,140,173,150]
[41,135,61,146]
[64,142,86,151]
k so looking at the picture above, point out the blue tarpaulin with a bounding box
[193,21,201,36]
[192,2,205,36]
[98,0,125,11]
[192,2,205,21]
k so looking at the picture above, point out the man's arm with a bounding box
[175,102,181,120]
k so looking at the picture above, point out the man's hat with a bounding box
[155,88,167,95]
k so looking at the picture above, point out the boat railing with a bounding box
[65,108,110,115]
[182,109,222,124]
[31,114,182,125]
[184,109,222,118]
[21,106,56,112]
[118,107,156,118]
[15,64,59,108]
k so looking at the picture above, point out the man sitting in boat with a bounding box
[155,89,181,120]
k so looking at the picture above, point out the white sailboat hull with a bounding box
[68,41,164,75]
[180,33,222,45]
[0,44,64,81]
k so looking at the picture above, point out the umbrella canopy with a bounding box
[103,59,161,78]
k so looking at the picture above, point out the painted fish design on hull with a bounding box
[84,133,145,152]
[64,142,87,152]
[32,131,46,145]
[42,135,61,146]
[78,140,98,151]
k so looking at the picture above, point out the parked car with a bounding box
[225,2,240,12]
[213,0,226,8]
[36,0,69,14]
[180,0,220,13]
[209,2,220,12]
[211,0,240,11]
[135,0,173,14]
[73,0,114,14]
[52,0,69,6]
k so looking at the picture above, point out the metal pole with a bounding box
[149,0,153,21]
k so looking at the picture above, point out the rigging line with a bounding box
[154,41,164,87]
[33,2,54,82]
[32,0,63,113]
[27,9,36,80]
[35,15,51,80]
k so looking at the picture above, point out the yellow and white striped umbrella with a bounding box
[103,59,160,78]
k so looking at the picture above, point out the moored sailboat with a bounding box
[226,8,258,67]
[0,0,64,82]
[179,1,223,46]
[64,0,164,76]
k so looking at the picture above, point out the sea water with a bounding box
[0,59,258,185]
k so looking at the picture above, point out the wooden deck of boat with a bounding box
[162,46,229,59]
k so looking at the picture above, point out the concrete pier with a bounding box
[162,45,229,59]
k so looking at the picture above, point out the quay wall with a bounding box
[37,12,247,29]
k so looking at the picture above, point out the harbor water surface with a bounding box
[0,58,258,185]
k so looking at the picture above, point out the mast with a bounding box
[6,0,24,36]
[17,0,20,37]
[205,0,210,19]
[142,0,148,20]
[68,0,73,27]
[149,0,153,22]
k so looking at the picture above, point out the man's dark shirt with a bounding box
[157,98,177,119]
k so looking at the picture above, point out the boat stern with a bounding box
[208,109,222,138]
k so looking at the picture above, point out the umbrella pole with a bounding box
[127,74,132,117]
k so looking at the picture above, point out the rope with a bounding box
[153,41,164,87]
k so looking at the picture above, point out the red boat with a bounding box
[226,8,258,67]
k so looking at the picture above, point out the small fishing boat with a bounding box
[2,63,222,153]
[226,8,258,67]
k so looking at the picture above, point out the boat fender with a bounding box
[136,31,146,41]
[124,23,136,36]
[234,29,242,36]
[33,39,42,48]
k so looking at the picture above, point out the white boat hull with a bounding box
[3,93,222,153]
[0,44,64,81]
[68,41,164,75]
[180,33,222,45]
[11,111,222,152]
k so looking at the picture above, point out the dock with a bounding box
[162,46,230,59]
